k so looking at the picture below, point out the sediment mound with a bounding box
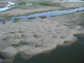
[0,18,81,59]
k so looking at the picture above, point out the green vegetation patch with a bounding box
[18,1,60,6]
[18,1,27,5]
[38,1,60,6]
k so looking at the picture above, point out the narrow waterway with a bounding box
[0,2,84,24]
[13,34,84,63]
[0,2,15,12]
[8,7,84,23]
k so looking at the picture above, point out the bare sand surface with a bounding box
[0,2,8,8]
[0,10,84,63]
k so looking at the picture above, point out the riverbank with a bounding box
[0,2,84,22]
